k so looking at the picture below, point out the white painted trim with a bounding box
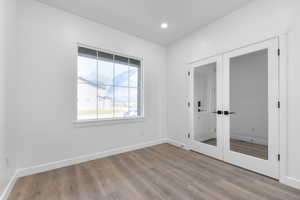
[165,139,300,190]
[188,56,224,160]
[77,42,143,61]
[185,33,297,189]
[73,116,145,127]
[166,138,187,149]
[165,140,300,190]
[187,35,278,65]
[276,33,300,190]
[280,177,300,190]
[17,139,166,178]
[0,172,18,200]
[75,42,145,125]
[278,34,289,184]
[1,136,299,200]
[222,38,280,179]
[188,38,281,179]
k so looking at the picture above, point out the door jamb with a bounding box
[278,34,288,184]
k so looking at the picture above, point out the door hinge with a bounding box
[188,102,191,107]
[278,101,280,109]
[188,133,191,139]
[278,49,281,56]
[277,154,281,161]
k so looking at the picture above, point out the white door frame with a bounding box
[188,56,223,160]
[278,34,290,186]
[187,36,286,180]
[223,38,279,179]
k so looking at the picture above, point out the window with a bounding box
[77,46,143,121]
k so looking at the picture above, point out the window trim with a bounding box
[74,43,145,125]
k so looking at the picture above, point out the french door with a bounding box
[189,38,280,179]
[189,56,223,160]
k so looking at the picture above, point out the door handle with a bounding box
[212,110,223,115]
[224,111,235,115]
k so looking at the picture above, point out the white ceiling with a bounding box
[37,0,251,46]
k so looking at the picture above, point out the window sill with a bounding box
[73,117,145,127]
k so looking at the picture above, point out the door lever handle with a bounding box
[212,110,223,115]
[224,111,235,115]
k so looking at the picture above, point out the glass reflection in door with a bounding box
[229,49,268,160]
[193,63,217,147]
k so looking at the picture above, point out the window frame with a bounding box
[74,43,144,125]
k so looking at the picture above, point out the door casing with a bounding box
[188,37,280,179]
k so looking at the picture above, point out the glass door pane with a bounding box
[193,63,217,146]
[229,49,268,160]
[223,38,279,179]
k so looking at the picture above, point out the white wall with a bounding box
[0,0,17,196]
[167,0,300,185]
[16,0,167,169]
[3,0,300,193]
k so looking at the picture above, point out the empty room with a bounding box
[1,0,300,199]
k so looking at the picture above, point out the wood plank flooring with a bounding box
[8,144,300,200]
[203,138,268,160]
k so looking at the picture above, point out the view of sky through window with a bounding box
[77,47,141,120]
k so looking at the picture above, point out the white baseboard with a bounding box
[3,137,299,200]
[280,176,300,190]
[166,139,300,191]
[166,138,190,150]
[0,172,18,200]
[17,138,167,178]
[165,138,183,147]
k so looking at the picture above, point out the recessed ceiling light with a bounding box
[161,23,168,29]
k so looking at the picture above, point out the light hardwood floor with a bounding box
[8,144,300,200]
[203,138,268,160]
